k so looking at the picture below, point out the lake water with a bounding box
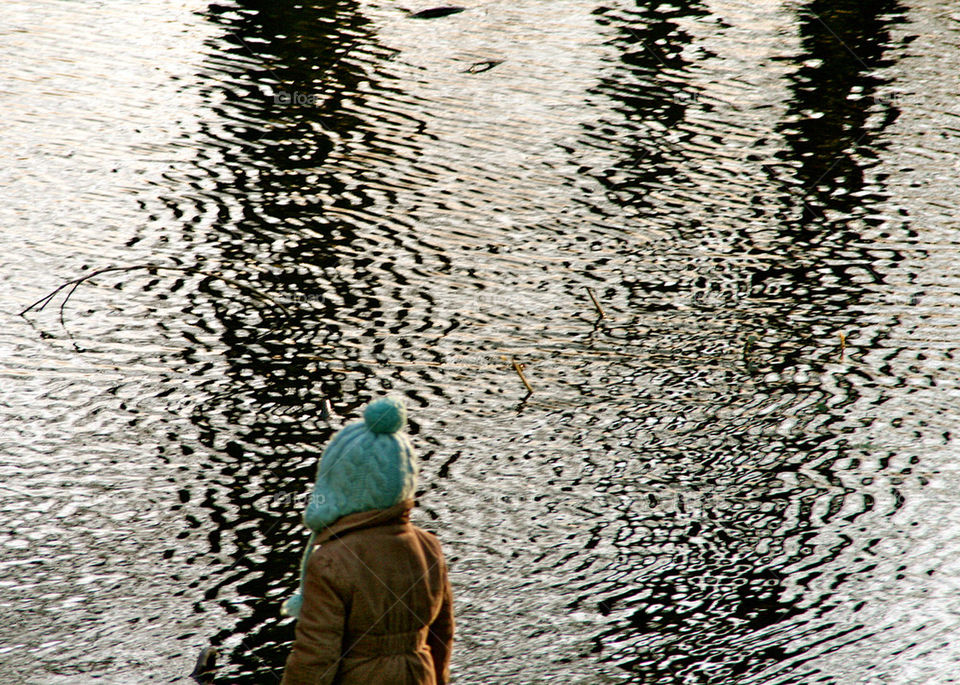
[2,0,960,682]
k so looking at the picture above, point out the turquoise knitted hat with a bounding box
[282,397,417,618]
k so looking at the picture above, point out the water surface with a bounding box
[2,0,960,682]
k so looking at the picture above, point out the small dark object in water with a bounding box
[464,60,503,74]
[190,646,218,683]
[408,6,466,19]
[585,286,606,319]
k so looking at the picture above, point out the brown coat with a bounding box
[281,500,454,685]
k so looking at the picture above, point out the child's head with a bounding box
[304,396,418,532]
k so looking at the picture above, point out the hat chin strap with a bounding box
[282,529,317,619]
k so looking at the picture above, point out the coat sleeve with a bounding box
[281,549,346,685]
[426,553,454,685]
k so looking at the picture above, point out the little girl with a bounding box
[281,397,454,684]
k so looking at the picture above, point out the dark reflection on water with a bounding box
[166,1,398,680]
[571,1,910,681]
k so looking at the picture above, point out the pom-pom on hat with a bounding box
[364,396,407,434]
[282,397,417,618]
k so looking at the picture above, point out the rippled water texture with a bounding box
[3,0,960,682]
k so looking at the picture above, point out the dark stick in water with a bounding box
[585,286,606,319]
[407,6,467,19]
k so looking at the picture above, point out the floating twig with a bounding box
[838,332,846,360]
[407,6,466,19]
[464,60,503,74]
[511,357,534,394]
[19,263,292,325]
[584,286,606,319]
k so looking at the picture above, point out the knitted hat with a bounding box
[282,397,417,618]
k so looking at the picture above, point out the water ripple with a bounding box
[4,0,960,682]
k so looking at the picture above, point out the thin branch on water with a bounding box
[511,357,534,394]
[584,286,606,319]
[19,263,293,325]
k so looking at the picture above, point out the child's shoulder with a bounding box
[411,522,439,537]
[411,524,446,552]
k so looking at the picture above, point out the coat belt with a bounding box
[344,626,430,657]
